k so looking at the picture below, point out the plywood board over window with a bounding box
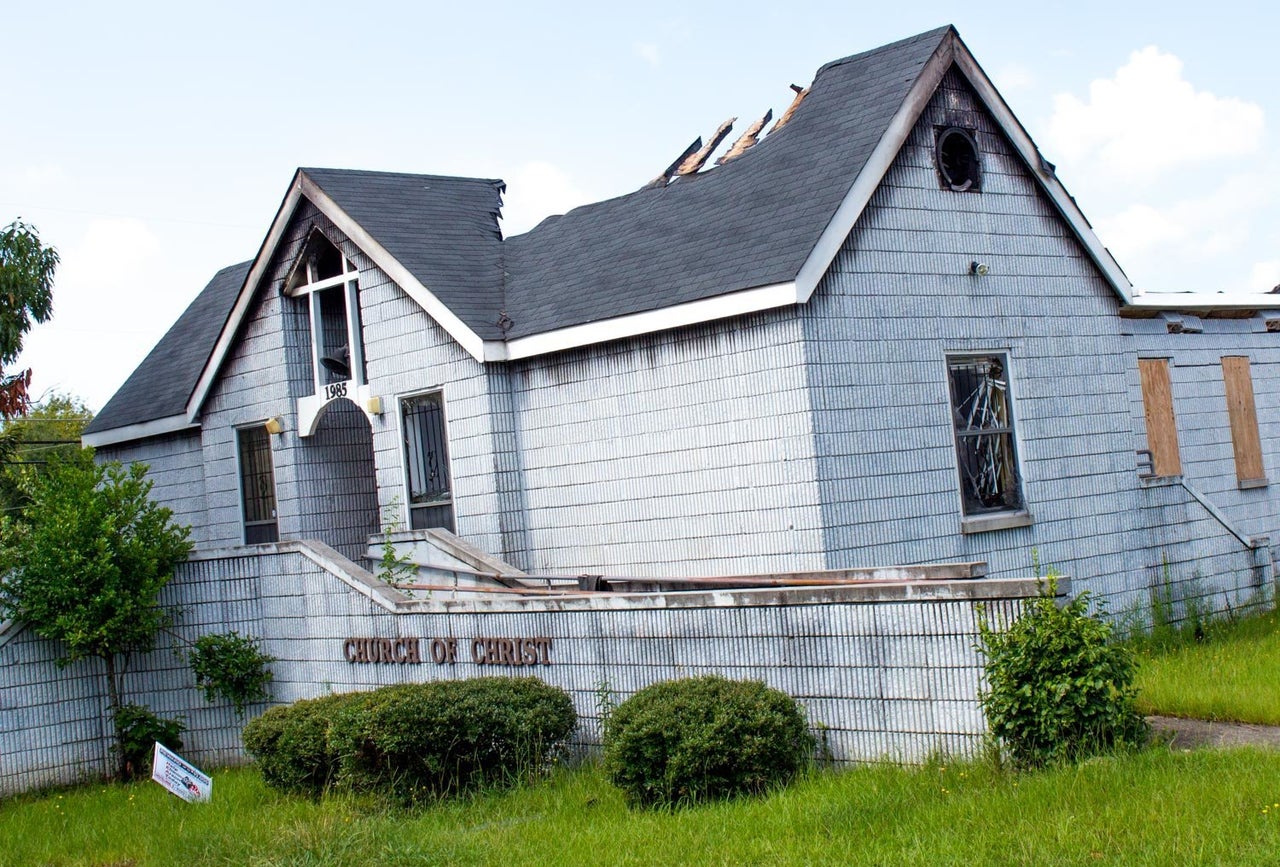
[1222,356,1267,488]
[1138,358,1181,477]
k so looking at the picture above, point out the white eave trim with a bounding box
[81,414,199,448]
[299,175,488,361]
[793,31,1135,308]
[182,171,490,427]
[794,36,955,301]
[949,45,1134,305]
[489,280,801,361]
[1124,294,1280,313]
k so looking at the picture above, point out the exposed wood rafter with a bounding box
[676,117,736,176]
[717,109,773,165]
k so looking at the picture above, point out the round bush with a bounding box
[327,677,576,802]
[243,692,358,795]
[979,585,1149,769]
[602,675,813,808]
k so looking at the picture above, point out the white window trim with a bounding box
[942,349,1033,532]
[234,422,279,545]
[396,386,457,533]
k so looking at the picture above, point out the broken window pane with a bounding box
[948,354,1024,514]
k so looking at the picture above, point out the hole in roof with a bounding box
[936,127,981,192]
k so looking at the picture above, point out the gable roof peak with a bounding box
[816,24,956,77]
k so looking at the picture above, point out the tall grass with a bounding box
[4,751,1280,865]
[1134,607,1280,725]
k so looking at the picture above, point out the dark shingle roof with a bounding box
[302,168,506,339]
[502,26,949,337]
[84,261,251,434]
[89,27,952,436]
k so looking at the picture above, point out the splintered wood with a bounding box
[769,86,809,134]
[717,109,774,165]
[677,117,736,176]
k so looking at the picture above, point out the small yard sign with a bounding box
[151,742,212,802]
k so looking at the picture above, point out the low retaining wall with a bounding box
[1,541,1048,796]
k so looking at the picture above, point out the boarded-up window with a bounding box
[1138,358,1181,477]
[1222,356,1267,488]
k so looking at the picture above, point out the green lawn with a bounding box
[1134,607,1280,725]
[4,751,1280,866]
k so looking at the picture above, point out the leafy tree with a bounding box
[0,457,192,777]
[0,220,58,419]
[0,392,94,514]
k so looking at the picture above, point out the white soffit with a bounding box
[81,414,199,448]
[494,281,801,361]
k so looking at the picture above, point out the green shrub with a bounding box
[328,677,576,803]
[188,631,276,715]
[979,581,1149,769]
[242,692,357,795]
[602,675,813,808]
[115,703,184,781]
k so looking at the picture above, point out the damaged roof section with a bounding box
[501,26,952,339]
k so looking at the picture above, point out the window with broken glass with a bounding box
[947,354,1025,515]
[402,392,455,532]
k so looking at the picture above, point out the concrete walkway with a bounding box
[1148,715,1280,750]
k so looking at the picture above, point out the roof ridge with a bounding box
[815,24,954,76]
[301,166,505,186]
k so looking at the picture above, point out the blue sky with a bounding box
[5,1,1278,411]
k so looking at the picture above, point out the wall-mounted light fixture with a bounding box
[264,417,285,435]
[969,261,990,276]
[365,396,383,416]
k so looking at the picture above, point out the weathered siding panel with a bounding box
[506,311,826,576]
[96,430,209,546]
[803,68,1147,603]
[0,545,1041,794]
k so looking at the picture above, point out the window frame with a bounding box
[236,423,279,545]
[283,230,366,393]
[944,351,1032,533]
[398,388,456,533]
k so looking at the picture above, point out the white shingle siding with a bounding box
[96,430,208,546]
[506,310,825,576]
[0,548,1039,793]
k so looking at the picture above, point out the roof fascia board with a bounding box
[1124,294,1280,313]
[794,35,956,300]
[949,45,1135,304]
[184,174,305,427]
[184,171,489,428]
[494,280,801,361]
[81,414,199,448]
[299,175,488,361]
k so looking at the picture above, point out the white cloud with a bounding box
[3,162,70,189]
[58,217,162,294]
[1247,260,1280,293]
[993,63,1034,95]
[1047,46,1264,177]
[633,41,661,67]
[18,217,170,409]
[499,161,595,236]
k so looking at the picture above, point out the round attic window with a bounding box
[936,127,981,192]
